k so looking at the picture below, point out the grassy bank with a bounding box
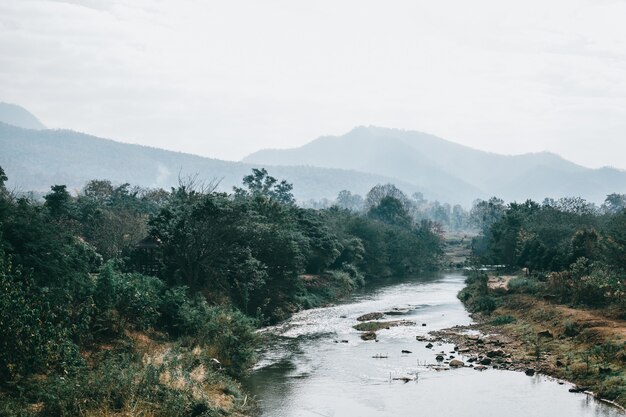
[457,271,626,408]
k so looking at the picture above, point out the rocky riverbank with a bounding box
[426,304,626,412]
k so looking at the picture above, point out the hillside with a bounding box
[0,102,46,130]
[0,122,426,202]
[244,126,626,204]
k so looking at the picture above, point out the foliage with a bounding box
[0,164,444,415]
[491,315,517,325]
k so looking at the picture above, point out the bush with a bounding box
[472,295,497,314]
[93,264,165,333]
[563,320,581,337]
[508,277,539,294]
[491,315,517,325]
[0,257,83,382]
[159,291,257,376]
[597,376,626,402]
[14,345,246,417]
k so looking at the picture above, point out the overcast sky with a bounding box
[1,0,625,168]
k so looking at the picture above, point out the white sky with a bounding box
[1,0,626,168]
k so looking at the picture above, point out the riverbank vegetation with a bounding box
[0,165,442,416]
[460,195,626,406]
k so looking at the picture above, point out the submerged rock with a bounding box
[361,331,377,341]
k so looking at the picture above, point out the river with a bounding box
[243,273,623,417]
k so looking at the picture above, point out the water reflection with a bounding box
[244,274,623,417]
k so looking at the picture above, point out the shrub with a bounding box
[18,346,245,417]
[597,376,626,402]
[159,291,258,376]
[472,295,497,314]
[563,320,581,337]
[0,257,83,382]
[491,315,517,325]
[508,277,539,294]
[93,264,165,333]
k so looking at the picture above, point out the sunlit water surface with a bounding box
[243,273,623,417]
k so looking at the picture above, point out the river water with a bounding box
[244,273,623,417]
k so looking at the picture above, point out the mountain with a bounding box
[244,126,626,205]
[2,103,624,206]
[0,122,426,202]
[0,102,46,130]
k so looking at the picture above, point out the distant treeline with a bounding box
[305,184,472,231]
[0,166,442,416]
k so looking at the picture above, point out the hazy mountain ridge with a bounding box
[244,126,626,204]
[0,102,46,130]
[2,105,625,205]
[0,122,432,202]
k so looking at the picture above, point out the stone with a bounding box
[474,365,488,371]
[361,331,377,341]
[425,343,434,349]
[487,349,504,358]
[357,312,384,322]
[449,359,465,368]
[402,350,412,354]
[479,357,492,365]
[525,368,535,376]
[435,355,445,361]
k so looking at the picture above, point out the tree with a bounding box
[234,168,295,205]
[365,184,409,210]
[0,166,7,191]
[335,190,364,212]
[44,185,72,219]
[602,193,626,214]
[367,196,412,228]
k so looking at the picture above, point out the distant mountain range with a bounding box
[245,126,626,205]
[1,104,624,205]
[0,122,423,203]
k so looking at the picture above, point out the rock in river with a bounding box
[357,312,384,321]
[361,331,377,341]
[487,349,504,358]
[449,359,465,368]
[479,357,492,365]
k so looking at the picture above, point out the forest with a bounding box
[0,166,442,416]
